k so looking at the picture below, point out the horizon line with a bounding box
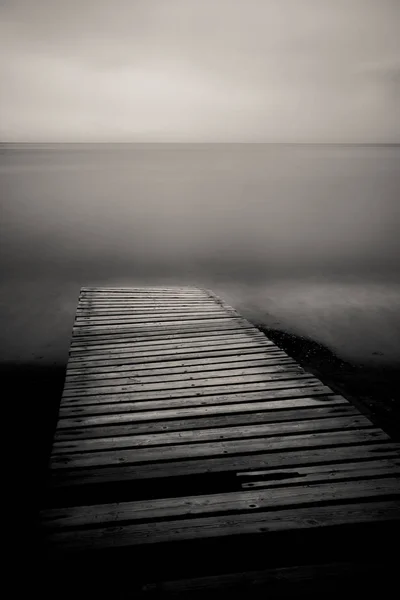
[1,141,400,146]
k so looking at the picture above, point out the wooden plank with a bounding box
[75,312,238,325]
[67,346,280,364]
[65,363,305,383]
[59,385,336,412]
[64,360,298,384]
[78,295,221,300]
[68,332,269,353]
[72,318,251,333]
[70,330,269,345]
[68,344,274,361]
[48,443,400,488]
[73,315,251,327]
[71,328,267,349]
[80,293,211,297]
[77,297,228,305]
[79,295,220,302]
[238,459,400,488]
[72,318,251,330]
[67,350,291,367]
[71,321,254,339]
[69,329,265,349]
[64,363,302,388]
[59,380,326,408]
[57,393,345,423]
[76,311,232,320]
[61,376,324,411]
[80,288,204,292]
[42,501,400,552]
[71,322,255,341]
[56,395,348,431]
[53,405,358,442]
[74,311,235,328]
[66,349,289,370]
[41,478,400,531]
[64,360,306,389]
[67,339,277,361]
[80,286,212,297]
[76,306,229,314]
[50,415,372,454]
[80,293,211,300]
[79,298,215,304]
[79,292,210,298]
[79,298,216,303]
[79,287,211,292]
[61,371,315,399]
[69,338,266,355]
[67,347,285,366]
[79,293,218,297]
[69,339,275,356]
[65,356,296,377]
[77,304,218,310]
[77,305,223,312]
[80,287,208,293]
[50,429,390,470]
[41,488,400,544]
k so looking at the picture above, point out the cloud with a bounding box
[1,0,399,141]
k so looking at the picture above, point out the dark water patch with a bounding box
[4,363,66,513]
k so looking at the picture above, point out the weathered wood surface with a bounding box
[40,286,400,593]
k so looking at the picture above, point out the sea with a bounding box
[1,143,400,371]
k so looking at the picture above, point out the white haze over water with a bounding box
[1,144,400,368]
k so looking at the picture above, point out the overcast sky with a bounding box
[0,0,399,142]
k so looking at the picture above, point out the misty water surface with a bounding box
[1,144,400,368]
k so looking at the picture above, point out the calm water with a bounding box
[1,144,400,368]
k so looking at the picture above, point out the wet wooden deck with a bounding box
[40,286,400,596]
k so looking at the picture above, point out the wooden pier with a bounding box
[40,287,400,597]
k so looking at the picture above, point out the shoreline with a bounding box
[259,327,400,441]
